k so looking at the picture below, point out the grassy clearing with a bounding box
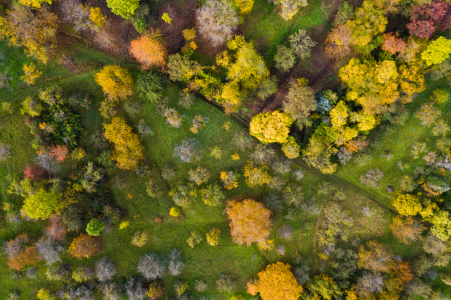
[335,77,451,206]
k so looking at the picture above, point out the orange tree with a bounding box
[69,234,102,259]
[225,199,272,246]
[253,262,303,300]
[94,65,134,102]
[103,117,145,170]
[129,34,167,69]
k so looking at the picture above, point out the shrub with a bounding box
[196,0,239,46]
[206,228,220,246]
[147,282,165,299]
[37,289,55,300]
[106,0,139,19]
[170,207,180,217]
[278,225,293,241]
[200,184,225,206]
[129,35,167,69]
[274,45,295,72]
[255,262,303,300]
[187,231,203,248]
[289,29,316,59]
[226,199,272,246]
[250,111,294,144]
[86,219,105,236]
[190,115,208,133]
[131,231,148,247]
[95,257,116,282]
[174,281,189,297]
[69,234,102,259]
[136,70,164,103]
[136,253,166,280]
[72,266,94,282]
[220,171,239,190]
[282,183,304,207]
[216,274,236,293]
[195,280,208,291]
[94,65,134,102]
[188,166,210,185]
[21,63,42,85]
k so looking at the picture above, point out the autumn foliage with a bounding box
[94,65,134,102]
[24,165,45,181]
[390,216,425,244]
[49,145,69,162]
[5,234,39,270]
[225,199,272,246]
[129,35,167,69]
[103,117,144,170]
[249,110,294,144]
[254,262,303,300]
[69,234,102,259]
[407,1,451,39]
[45,214,68,241]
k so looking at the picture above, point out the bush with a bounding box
[131,231,148,247]
[95,257,116,282]
[206,228,220,246]
[137,253,166,280]
[126,278,147,300]
[178,91,195,109]
[187,231,203,248]
[86,219,105,236]
[216,274,236,293]
[188,166,210,185]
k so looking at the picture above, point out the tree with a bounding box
[392,194,422,216]
[250,110,293,144]
[103,117,144,170]
[106,0,139,19]
[174,138,202,163]
[90,7,106,29]
[355,272,384,298]
[0,4,58,64]
[24,165,45,182]
[23,189,63,220]
[72,266,94,282]
[94,65,134,102]
[382,33,406,55]
[390,216,425,244]
[95,257,116,282]
[131,231,148,247]
[415,102,441,127]
[18,0,51,9]
[5,234,39,271]
[257,76,278,99]
[21,63,42,85]
[421,36,451,66]
[136,70,164,103]
[302,135,338,174]
[206,228,220,246]
[359,168,383,188]
[274,45,295,72]
[306,274,342,300]
[407,1,451,39]
[200,184,225,206]
[196,0,239,46]
[282,136,300,159]
[243,161,272,187]
[86,219,105,236]
[358,241,393,273]
[333,1,354,26]
[137,253,166,280]
[69,234,102,259]
[254,262,303,300]
[60,0,103,33]
[45,214,67,241]
[289,29,316,59]
[225,199,272,246]
[37,289,55,300]
[235,0,254,14]
[167,53,204,82]
[347,0,387,48]
[325,23,354,59]
[277,0,308,21]
[283,79,316,121]
[129,35,166,69]
[48,145,69,162]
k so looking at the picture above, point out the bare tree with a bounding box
[355,272,384,298]
[137,253,166,280]
[125,278,147,300]
[0,141,11,162]
[278,225,293,241]
[250,144,276,164]
[196,0,239,46]
[35,236,64,265]
[168,248,185,276]
[174,138,202,163]
[95,258,116,282]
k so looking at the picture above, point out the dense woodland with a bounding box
[1,0,451,299]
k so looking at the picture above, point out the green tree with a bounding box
[167,53,204,82]
[283,78,316,121]
[106,0,140,19]
[23,189,63,220]
[136,70,165,103]
[306,274,342,300]
[86,219,105,236]
[274,45,295,72]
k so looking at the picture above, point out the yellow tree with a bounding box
[94,65,134,102]
[225,199,272,246]
[254,262,303,300]
[250,110,294,144]
[129,34,167,69]
[103,117,144,170]
[358,241,393,273]
[21,63,42,85]
[392,194,422,216]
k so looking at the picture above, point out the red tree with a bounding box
[49,145,69,162]
[24,165,45,181]
[407,1,451,38]
[45,214,67,241]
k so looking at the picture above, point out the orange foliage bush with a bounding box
[48,145,69,162]
[256,262,303,300]
[225,199,272,246]
[69,233,102,259]
[129,35,166,69]
[45,214,67,241]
